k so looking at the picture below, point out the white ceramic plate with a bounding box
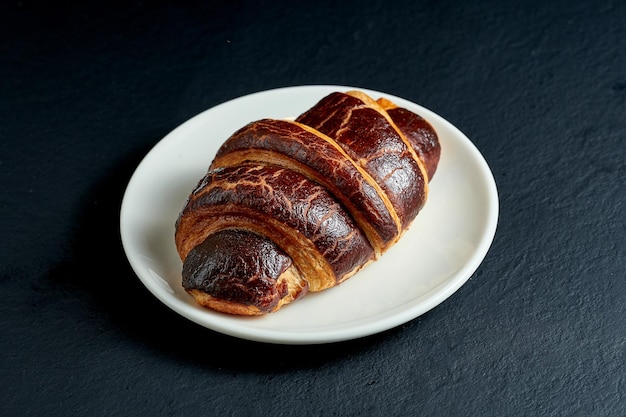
[120,85,498,344]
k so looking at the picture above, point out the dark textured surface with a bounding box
[1,0,624,416]
[296,91,427,228]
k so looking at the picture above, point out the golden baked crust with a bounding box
[296,91,428,230]
[211,119,400,255]
[174,91,440,315]
[377,97,441,180]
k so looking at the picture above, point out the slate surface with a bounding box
[1,1,624,416]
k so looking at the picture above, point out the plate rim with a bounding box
[120,84,499,344]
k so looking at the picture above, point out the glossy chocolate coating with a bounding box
[212,119,399,248]
[182,229,293,313]
[385,107,440,180]
[187,164,374,282]
[296,92,427,229]
[175,91,440,314]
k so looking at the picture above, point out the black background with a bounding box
[1,1,624,416]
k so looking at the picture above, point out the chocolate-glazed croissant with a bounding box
[175,91,440,315]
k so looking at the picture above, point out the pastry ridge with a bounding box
[175,90,440,315]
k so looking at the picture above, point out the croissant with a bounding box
[174,90,441,315]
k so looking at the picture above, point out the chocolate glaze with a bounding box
[212,119,399,247]
[182,229,295,313]
[175,91,441,313]
[385,107,440,181]
[296,92,427,229]
[187,164,375,281]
